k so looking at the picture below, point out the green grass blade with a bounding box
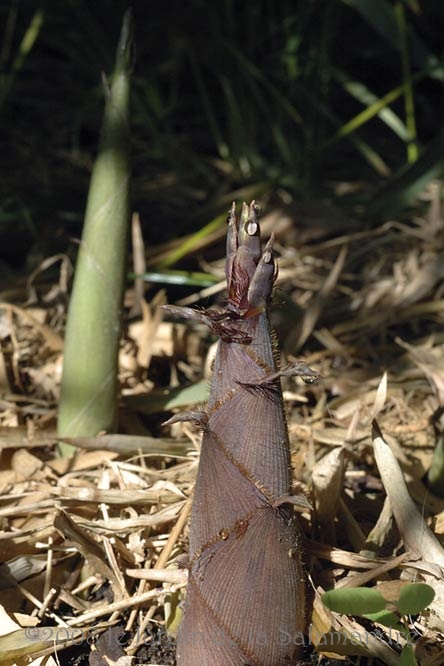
[348,135,391,177]
[157,184,268,269]
[0,8,44,109]
[157,211,227,269]
[395,2,418,163]
[325,81,410,147]
[309,85,391,176]
[332,68,410,141]
[58,11,133,454]
[12,9,44,72]
[129,270,219,288]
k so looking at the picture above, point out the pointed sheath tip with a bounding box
[263,234,275,262]
[237,201,261,269]
[226,202,237,229]
[226,202,238,290]
[247,234,276,310]
[117,9,135,72]
[226,202,237,234]
[238,201,251,239]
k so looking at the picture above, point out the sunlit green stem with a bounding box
[58,11,133,455]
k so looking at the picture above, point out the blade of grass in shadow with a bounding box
[332,68,410,142]
[368,127,444,218]
[348,134,391,177]
[224,41,303,128]
[157,186,268,269]
[395,1,418,163]
[0,7,44,109]
[220,75,248,170]
[157,211,228,269]
[58,10,133,455]
[343,0,443,78]
[306,86,391,176]
[188,49,229,160]
[325,79,412,149]
[326,56,440,151]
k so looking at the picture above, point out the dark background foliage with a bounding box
[1,0,443,269]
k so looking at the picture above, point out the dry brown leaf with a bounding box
[312,447,344,542]
[397,337,444,403]
[53,510,128,600]
[370,371,387,421]
[294,244,348,349]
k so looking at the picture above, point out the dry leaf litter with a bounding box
[0,184,443,665]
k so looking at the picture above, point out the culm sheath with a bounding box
[165,202,306,665]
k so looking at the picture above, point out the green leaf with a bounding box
[322,587,387,615]
[130,269,219,288]
[397,583,435,616]
[157,211,227,269]
[123,380,210,415]
[400,643,418,666]
[164,589,183,637]
[332,68,410,142]
[362,609,402,629]
[327,77,409,147]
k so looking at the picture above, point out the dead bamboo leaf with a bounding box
[52,486,184,506]
[0,303,63,352]
[372,420,444,568]
[54,510,127,599]
[126,568,187,585]
[295,244,348,349]
[370,371,387,421]
[396,336,444,403]
[130,211,146,316]
[312,447,344,543]
[56,433,193,457]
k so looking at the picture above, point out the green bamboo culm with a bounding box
[58,10,133,456]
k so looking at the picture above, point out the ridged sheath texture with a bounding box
[166,202,306,665]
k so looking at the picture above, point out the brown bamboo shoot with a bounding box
[165,202,309,665]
